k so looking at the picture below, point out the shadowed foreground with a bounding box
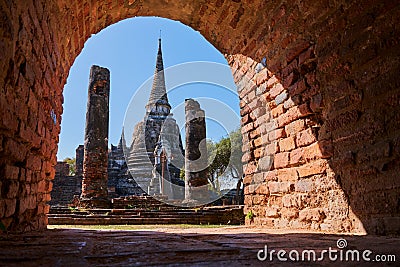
[0,226,398,266]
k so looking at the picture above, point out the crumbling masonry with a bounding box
[80,65,110,207]
[184,99,209,203]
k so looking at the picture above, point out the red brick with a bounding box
[255,68,269,85]
[4,138,28,162]
[288,79,307,95]
[256,113,270,125]
[268,128,286,141]
[252,173,265,184]
[274,152,289,169]
[279,136,296,152]
[240,104,251,116]
[296,128,317,147]
[38,180,47,193]
[254,147,264,158]
[299,208,325,222]
[277,168,298,182]
[297,159,327,178]
[242,152,253,163]
[265,207,279,218]
[299,46,315,65]
[251,195,266,205]
[249,129,260,139]
[244,162,257,175]
[265,142,279,155]
[255,183,269,195]
[4,165,20,180]
[5,181,20,198]
[283,71,298,88]
[243,175,253,185]
[289,148,304,165]
[270,83,284,98]
[20,125,41,149]
[281,207,298,220]
[26,155,42,171]
[286,41,310,63]
[247,184,257,194]
[303,140,333,160]
[241,122,254,133]
[242,141,253,153]
[268,181,293,193]
[244,195,252,206]
[310,93,323,112]
[277,103,312,127]
[295,179,313,192]
[271,104,284,118]
[262,121,278,134]
[266,75,279,88]
[285,119,305,136]
[1,108,19,133]
[4,199,17,217]
[241,114,250,124]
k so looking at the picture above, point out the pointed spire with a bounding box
[118,127,126,150]
[147,37,170,110]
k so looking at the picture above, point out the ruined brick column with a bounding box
[184,99,209,203]
[80,65,110,207]
[75,145,84,177]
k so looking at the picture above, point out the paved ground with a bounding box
[0,226,399,266]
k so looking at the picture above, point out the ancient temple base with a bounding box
[183,187,211,207]
[79,198,111,209]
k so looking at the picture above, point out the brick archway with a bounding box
[1,0,399,234]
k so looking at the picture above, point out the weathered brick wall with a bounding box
[49,162,81,206]
[0,1,62,232]
[228,1,400,234]
[0,0,399,234]
[81,65,110,204]
[54,162,69,178]
[231,51,359,232]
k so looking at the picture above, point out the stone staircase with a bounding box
[48,206,244,225]
[48,196,245,225]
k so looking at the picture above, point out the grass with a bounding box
[47,224,231,230]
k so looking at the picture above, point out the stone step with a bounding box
[48,205,245,225]
[48,216,241,225]
[49,210,241,217]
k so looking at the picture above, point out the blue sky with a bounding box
[58,17,240,160]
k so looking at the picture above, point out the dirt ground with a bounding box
[0,226,399,266]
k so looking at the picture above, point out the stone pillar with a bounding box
[75,144,84,196]
[75,145,84,176]
[184,99,209,202]
[80,65,110,207]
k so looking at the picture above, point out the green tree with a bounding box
[179,168,185,180]
[207,127,243,191]
[63,157,76,176]
[227,127,243,178]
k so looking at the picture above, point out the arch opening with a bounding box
[53,17,243,208]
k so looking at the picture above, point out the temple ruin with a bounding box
[80,65,110,207]
[50,38,185,205]
[127,38,184,198]
[184,99,209,203]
